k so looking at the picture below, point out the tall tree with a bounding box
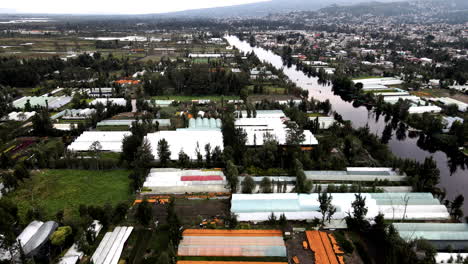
[241,176,255,194]
[157,139,171,167]
[226,160,239,193]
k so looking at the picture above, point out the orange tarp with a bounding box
[328,234,344,255]
[306,231,343,264]
[183,229,283,237]
[319,232,339,264]
[306,231,328,264]
[177,260,288,264]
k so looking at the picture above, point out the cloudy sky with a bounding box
[3,0,271,14]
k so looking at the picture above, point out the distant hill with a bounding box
[313,0,468,23]
[154,0,406,18]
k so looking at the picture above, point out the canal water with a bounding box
[226,36,468,212]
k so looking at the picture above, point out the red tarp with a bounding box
[181,175,223,181]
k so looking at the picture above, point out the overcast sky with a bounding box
[2,0,271,14]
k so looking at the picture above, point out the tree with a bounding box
[260,177,273,193]
[134,139,155,168]
[89,141,102,170]
[121,135,142,165]
[50,226,72,251]
[113,202,129,224]
[225,213,238,229]
[294,159,312,193]
[267,212,277,225]
[157,138,171,167]
[448,194,464,221]
[241,176,255,194]
[32,109,53,136]
[346,193,369,231]
[204,143,212,167]
[318,192,333,225]
[136,200,152,226]
[178,150,190,168]
[279,213,287,228]
[286,122,305,146]
[226,161,239,193]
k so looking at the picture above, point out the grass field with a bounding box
[7,169,132,222]
[151,95,240,102]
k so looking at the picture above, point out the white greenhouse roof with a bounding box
[352,77,403,86]
[408,105,442,114]
[145,130,223,160]
[68,131,131,152]
[91,226,133,264]
[236,110,286,119]
[143,169,229,194]
[90,98,127,106]
[3,111,36,121]
[305,167,407,182]
[235,117,318,146]
[13,96,72,109]
[231,193,449,222]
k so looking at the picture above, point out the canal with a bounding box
[226,35,468,212]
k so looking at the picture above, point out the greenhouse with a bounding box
[178,229,287,257]
[13,96,72,109]
[2,111,36,121]
[96,119,171,127]
[305,167,407,182]
[22,221,58,257]
[143,169,229,193]
[394,223,468,250]
[145,130,223,160]
[231,193,449,222]
[177,117,221,131]
[51,108,96,120]
[90,98,127,106]
[91,226,133,264]
[68,131,131,152]
[236,110,286,119]
[235,117,318,146]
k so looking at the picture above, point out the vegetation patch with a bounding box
[6,169,132,222]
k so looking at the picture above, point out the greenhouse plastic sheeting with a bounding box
[231,193,449,222]
[145,130,223,160]
[178,236,286,257]
[143,169,228,193]
[235,117,318,146]
[91,226,133,264]
[435,253,468,264]
[16,221,44,247]
[23,221,58,256]
[68,131,131,152]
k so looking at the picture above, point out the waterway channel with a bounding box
[226,35,468,212]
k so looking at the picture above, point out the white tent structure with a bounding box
[3,111,36,121]
[231,193,449,222]
[352,77,403,86]
[68,131,131,152]
[91,226,133,264]
[90,98,127,107]
[408,105,442,114]
[235,117,318,146]
[143,168,229,193]
[145,130,223,160]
